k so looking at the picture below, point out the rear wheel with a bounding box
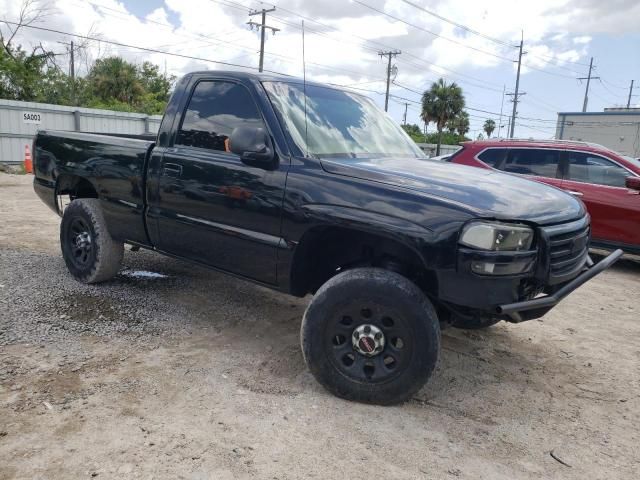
[60,199,123,283]
[301,268,440,405]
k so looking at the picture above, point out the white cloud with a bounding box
[573,35,592,45]
[0,0,634,139]
[0,0,609,82]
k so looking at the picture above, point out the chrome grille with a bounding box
[543,217,590,282]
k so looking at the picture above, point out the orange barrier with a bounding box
[24,144,33,174]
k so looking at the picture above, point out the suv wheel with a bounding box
[301,268,440,405]
[60,199,123,283]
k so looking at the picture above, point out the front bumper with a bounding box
[497,249,623,322]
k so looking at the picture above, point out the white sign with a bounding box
[22,112,42,124]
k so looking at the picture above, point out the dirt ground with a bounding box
[1,172,639,479]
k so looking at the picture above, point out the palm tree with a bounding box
[421,78,465,155]
[446,111,470,137]
[455,111,470,136]
[483,119,496,138]
[89,57,144,105]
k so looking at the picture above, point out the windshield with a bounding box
[263,81,426,159]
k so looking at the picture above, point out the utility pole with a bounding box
[248,8,280,72]
[70,40,75,81]
[402,102,409,125]
[578,57,600,112]
[628,80,635,109]
[497,85,505,138]
[509,33,526,138]
[70,40,76,105]
[379,50,401,112]
[506,92,526,137]
[58,40,76,104]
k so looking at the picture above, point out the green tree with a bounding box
[447,111,470,137]
[88,56,144,105]
[421,78,465,155]
[0,0,67,102]
[401,123,426,143]
[483,119,496,138]
[84,57,174,114]
[137,61,175,114]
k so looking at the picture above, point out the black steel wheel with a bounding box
[327,303,413,385]
[67,217,94,268]
[60,199,123,283]
[301,268,440,405]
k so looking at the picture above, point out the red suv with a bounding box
[449,139,640,254]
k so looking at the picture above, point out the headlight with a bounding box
[459,222,534,251]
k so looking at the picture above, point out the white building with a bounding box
[556,108,640,157]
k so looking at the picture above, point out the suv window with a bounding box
[566,152,629,187]
[176,81,264,152]
[477,148,507,167]
[501,148,560,178]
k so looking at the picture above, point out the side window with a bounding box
[176,81,264,152]
[477,148,507,168]
[566,152,629,187]
[502,149,560,178]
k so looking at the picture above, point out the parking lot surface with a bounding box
[1,172,639,479]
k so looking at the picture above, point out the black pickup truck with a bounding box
[32,71,622,404]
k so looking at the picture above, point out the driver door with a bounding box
[150,79,288,284]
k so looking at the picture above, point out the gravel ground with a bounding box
[1,172,639,479]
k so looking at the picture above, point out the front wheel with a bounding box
[60,199,123,283]
[301,268,441,405]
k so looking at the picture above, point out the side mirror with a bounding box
[626,176,640,192]
[229,126,275,167]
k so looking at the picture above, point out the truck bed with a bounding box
[33,130,155,246]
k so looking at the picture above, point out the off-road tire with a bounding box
[301,268,441,405]
[60,199,123,283]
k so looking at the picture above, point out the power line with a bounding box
[208,0,509,98]
[601,78,633,90]
[597,78,628,101]
[398,0,591,75]
[397,0,514,48]
[242,0,507,93]
[520,62,579,79]
[354,0,590,80]
[352,0,515,62]
[0,19,286,73]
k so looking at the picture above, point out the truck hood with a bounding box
[320,157,584,225]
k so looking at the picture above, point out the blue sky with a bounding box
[1,0,638,139]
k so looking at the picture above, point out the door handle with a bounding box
[163,163,183,177]
[565,190,584,197]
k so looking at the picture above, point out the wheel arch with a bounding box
[55,174,99,214]
[288,207,437,297]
